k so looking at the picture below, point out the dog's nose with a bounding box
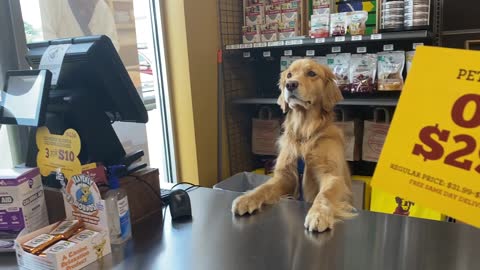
[286,80,298,91]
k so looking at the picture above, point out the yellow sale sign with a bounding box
[36,127,82,180]
[372,46,480,227]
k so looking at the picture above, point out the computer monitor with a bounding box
[0,70,51,126]
[24,35,148,166]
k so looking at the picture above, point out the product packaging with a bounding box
[252,107,281,156]
[377,51,405,91]
[245,4,265,26]
[280,56,301,71]
[330,13,348,36]
[15,172,111,270]
[350,53,377,93]
[261,23,279,42]
[281,1,300,24]
[243,25,261,43]
[0,168,49,234]
[327,53,351,92]
[310,13,330,38]
[362,108,390,162]
[348,11,368,35]
[278,21,299,40]
[265,3,282,24]
[312,0,331,15]
[313,56,327,66]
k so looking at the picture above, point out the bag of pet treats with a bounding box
[348,11,368,35]
[252,106,281,156]
[362,108,390,162]
[310,14,330,38]
[377,51,405,91]
[330,12,348,36]
[334,109,360,161]
[327,53,351,92]
[350,53,377,93]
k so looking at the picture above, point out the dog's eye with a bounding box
[287,72,292,79]
[307,71,316,77]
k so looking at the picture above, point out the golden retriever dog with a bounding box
[232,59,354,232]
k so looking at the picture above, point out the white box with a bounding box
[261,23,279,42]
[243,25,261,43]
[245,4,265,26]
[265,3,282,24]
[15,222,111,270]
[0,168,48,233]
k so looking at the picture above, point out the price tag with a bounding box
[36,127,82,180]
[243,52,251,58]
[371,34,382,40]
[285,39,303,45]
[332,46,341,53]
[232,44,241,49]
[335,36,346,42]
[239,44,246,49]
[263,51,271,57]
[268,41,284,47]
[226,45,233,50]
[357,47,367,53]
[315,38,326,43]
[372,47,480,228]
[383,44,394,51]
[352,35,363,41]
[306,50,315,56]
[253,42,267,48]
[284,50,292,56]
[413,42,424,50]
[244,44,253,48]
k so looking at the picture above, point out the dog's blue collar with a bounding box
[297,159,305,201]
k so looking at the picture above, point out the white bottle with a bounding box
[105,169,132,245]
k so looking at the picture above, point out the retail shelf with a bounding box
[233,97,399,106]
[225,30,432,50]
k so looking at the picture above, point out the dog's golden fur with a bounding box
[232,59,354,232]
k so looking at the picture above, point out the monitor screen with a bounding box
[0,70,51,126]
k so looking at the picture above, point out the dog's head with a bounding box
[277,59,343,113]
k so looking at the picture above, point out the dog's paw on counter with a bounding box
[231,194,264,216]
[304,205,335,232]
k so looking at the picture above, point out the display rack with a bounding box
[218,0,443,177]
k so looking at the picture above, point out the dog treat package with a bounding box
[245,4,265,26]
[69,229,99,244]
[348,11,368,36]
[312,0,331,14]
[406,50,415,74]
[377,51,405,91]
[265,3,282,24]
[243,25,261,43]
[261,23,279,42]
[278,21,299,40]
[21,233,58,255]
[50,219,84,241]
[310,13,330,38]
[280,56,301,71]
[350,53,377,93]
[330,12,348,36]
[313,56,327,66]
[327,53,351,92]
[39,240,76,257]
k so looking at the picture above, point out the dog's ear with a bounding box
[277,69,289,113]
[321,69,343,112]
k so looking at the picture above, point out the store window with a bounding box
[17,0,175,182]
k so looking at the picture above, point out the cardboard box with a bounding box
[15,172,111,270]
[278,21,299,40]
[261,23,279,42]
[243,25,261,43]
[0,168,49,233]
[245,4,265,26]
[265,3,282,24]
[15,222,111,270]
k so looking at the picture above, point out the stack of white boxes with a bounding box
[243,0,304,43]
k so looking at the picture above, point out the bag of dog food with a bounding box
[330,12,348,36]
[348,11,368,35]
[377,51,405,91]
[310,14,330,38]
[327,53,351,92]
[350,53,377,93]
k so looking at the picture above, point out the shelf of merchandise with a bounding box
[225,30,433,51]
[232,97,399,106]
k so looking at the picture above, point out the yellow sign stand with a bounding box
[372,46,480,227]
[36,127,82,180]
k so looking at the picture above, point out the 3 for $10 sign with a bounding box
[372,46,480,227]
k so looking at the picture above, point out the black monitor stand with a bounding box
[26,90,126,167]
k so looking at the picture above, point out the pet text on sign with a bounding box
[372,46,480,228]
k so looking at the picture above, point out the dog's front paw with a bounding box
[232,194,264,216]
[304,206,334,232]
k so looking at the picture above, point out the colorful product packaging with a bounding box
[310,13,330,38]
[265,3,282,24]
[242,25,261,43]
[261,23,279,42]
[245,4,265,26]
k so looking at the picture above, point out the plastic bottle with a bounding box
[105,165,132,244]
